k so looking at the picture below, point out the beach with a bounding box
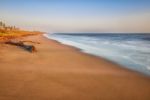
[0,34,150,100]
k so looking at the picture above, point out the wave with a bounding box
[44,33,150,75]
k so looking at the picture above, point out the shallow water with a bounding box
[45,33,150,75]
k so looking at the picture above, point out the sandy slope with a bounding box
[0,34,150,100]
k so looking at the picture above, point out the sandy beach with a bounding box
[0,34,150,100]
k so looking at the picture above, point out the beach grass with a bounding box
[0,30,42,42]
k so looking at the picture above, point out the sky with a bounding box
[0,0,150,33]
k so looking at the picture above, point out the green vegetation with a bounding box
[0,21,19,37]
[0,21,41,42]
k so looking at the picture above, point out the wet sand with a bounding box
[0,34,150,100]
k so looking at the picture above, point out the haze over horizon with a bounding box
[0,0,150,33]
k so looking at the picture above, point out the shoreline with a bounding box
[43,34,150,77]
[0,34,150,100]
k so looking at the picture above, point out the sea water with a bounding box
[44,33,150,75]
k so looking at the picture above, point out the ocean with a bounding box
[44,33,150,75]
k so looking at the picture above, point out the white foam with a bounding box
[44,34,150,75]
[147,67,150,70]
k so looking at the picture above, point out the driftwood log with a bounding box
[5,41,37,53]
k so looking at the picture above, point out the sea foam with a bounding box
[44,33,150,75]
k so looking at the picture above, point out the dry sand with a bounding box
[0,34,150,100]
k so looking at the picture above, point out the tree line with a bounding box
[0,21,19,33]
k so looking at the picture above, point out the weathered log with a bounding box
[5,41,37,53]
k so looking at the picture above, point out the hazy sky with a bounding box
[0,0,150,33]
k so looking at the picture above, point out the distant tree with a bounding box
[10,26,13,30]
[2,23,6,28]
[0,21,4,33]
[13,26,16,30]
[0,21,20,33]
[0,21,2,27]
